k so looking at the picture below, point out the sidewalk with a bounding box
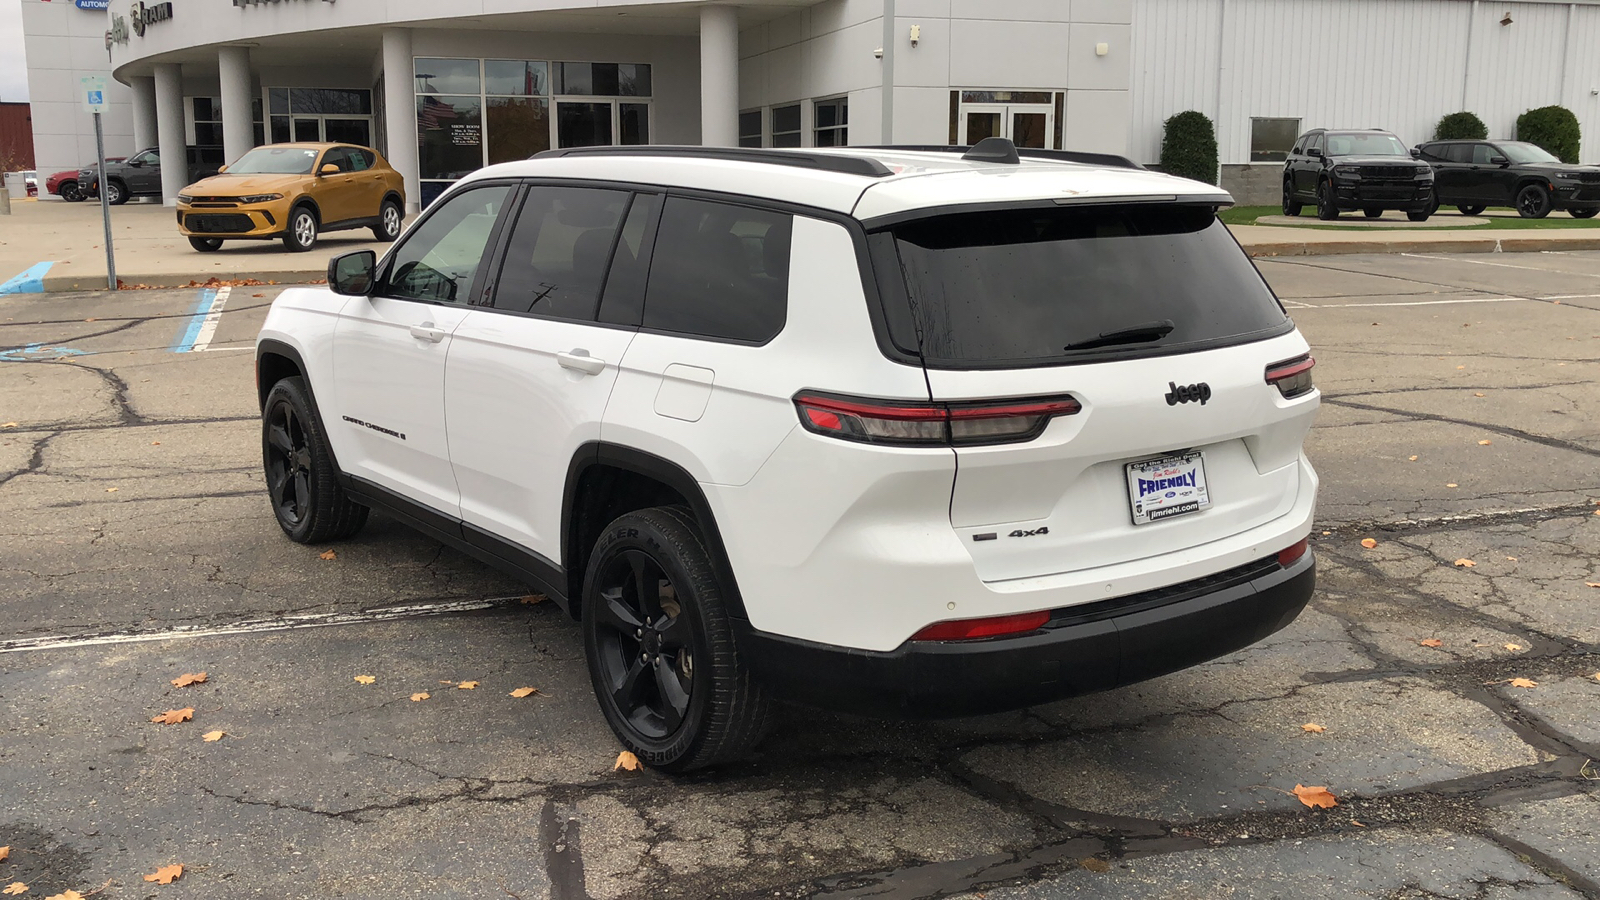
[6,195,1600,295]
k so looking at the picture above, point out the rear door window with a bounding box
[874,204,1289,368]
[491,186,630,319]
[640,197,792,343]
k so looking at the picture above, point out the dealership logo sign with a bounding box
[234,0,336,6]
[76,0,112,10]
[129,1,174,37]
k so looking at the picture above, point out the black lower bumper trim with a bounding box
[734,553,1315,718]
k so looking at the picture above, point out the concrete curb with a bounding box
[1241,234,1600,258]
[38,269,325,293]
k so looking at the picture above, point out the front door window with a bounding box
[381,184,513,305]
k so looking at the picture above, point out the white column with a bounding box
[218,46,254,165]
[382,27,420,212]
[130,76,158,151]
[699,5,739,146]
[153,63,186,205]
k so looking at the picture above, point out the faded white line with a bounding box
[1539,294,1600,300]
[1299,297,1524,309]
[1400,252,1586,272]
[0,596,524,654]
[189,285,231,352]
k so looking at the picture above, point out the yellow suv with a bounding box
[176,143,406,253]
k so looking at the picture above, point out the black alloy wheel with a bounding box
[1570,207,1598,219]
[283,206,318,252]
[104,180,127,206]
[189,237,223,252]
[1316,181,1340,220]
[1458,204,1487,216]
[1363,207,1383,219]
[582,507,770,772]
[60,181,82,202]
[373,199,403,241]
[1516,184,1552,219]
[1281,182,1302,216]
[261,376,368,543]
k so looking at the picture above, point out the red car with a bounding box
[46,160,122,202]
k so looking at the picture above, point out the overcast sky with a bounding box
[1,0,28,103]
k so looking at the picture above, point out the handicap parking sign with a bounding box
[79,75,108,113]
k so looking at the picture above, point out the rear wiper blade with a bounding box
[1063,319,1176,352]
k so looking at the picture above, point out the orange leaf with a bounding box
[510,687,539,698]
[0,423,16,429]
[410,692,430,702]
[1478,440,1492,446]
[2,883,26,896]
[457,680,479,690]
[43,891,85,900]
[1360,538,1378,549]
[1503,643,1523,652]
[0,847,7,863]
[1350,819,1366,827]
[1301,722,1326,733]
[1473,392,1485,397]
[613,750,643,772]
[202,730,226,742]
[353,675,375,685]
[170,672,207,687]
[1446,483,1459,488]
[1080,858,1111,873]
[318,550,337,560]
[151,708,194,725]
[1585,583,1600,588]
[1407,455,1418,461]
[144,864,183,885]
[1453,558,1476,568]
[1509,677,1538,688]
[1292,784,1338,809]
[1419,638,1443,648]
[520,594,546,605]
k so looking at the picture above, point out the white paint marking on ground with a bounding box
[1280,300,1318,309]
[196,345,254,352]
[1538,294,1600,300]
[0,596,525,654]
[1399,252,1578,272]
[189,285,231,352]
[1304,297,1524,309]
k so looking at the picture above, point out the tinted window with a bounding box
[1498,142,1558,164]
[1443,144,1472,163]
[492,186,629,319]
[642,198,792,343]
[344,148,373,171]
[879,205,1287,367]
[598,193,663,326]
[382,184,512,304]
[1306,133,1323,153]
[1323,132,1407,156]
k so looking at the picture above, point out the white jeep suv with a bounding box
[255,139,1319,771]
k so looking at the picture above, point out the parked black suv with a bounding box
[1413,140,1600,219]
[1282,129,1434,221]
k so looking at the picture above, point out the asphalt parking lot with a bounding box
[2,251,1598,899]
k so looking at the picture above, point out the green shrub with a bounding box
[1515,106,1581,164]
[1434,111,1488,141]
[1159,111,1218,185]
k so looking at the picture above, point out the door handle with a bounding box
[556,349,606,376]
[409,322,446,343]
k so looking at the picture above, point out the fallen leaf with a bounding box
[1419,638,1443,648]
[202,731,226,742]
[614,750,643,772]
[1080,858,1111,873]
[0,847,6,863]
[1585,582,1600,588]
[170,672,207,687]
[1360,538,1378,549]
[1408,455,1418,461]
[1507,557,1518,561]
[1593,673,1600,682]
[510,687,539,698]
[457,680,479,690]
[1456,365,1465,369]
[1454,558,1476,568]
[410,692,430,702]
[1301,723,1326,733]
[1509,677,1538,688]
[151,441,160,446]
[353,675,376,685]
[1446,483,1459,488]
[144,864,183,885]
[151,708,194,725]
[520,594,546,605]
[1473,392,1485,397]
[2,883,25,896]
[1351,819,1366,827]
[1503,643,1524,652]
[105,487,118,493]
[43,891,84,900]
[318,550,337,561]
[252,293,264,297]
[0,423,16,429]
[1292,784,1338,809]
[1478,439,1492,446]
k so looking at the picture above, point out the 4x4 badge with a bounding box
[1165,381,1212,406]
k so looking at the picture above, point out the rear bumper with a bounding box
[734,551,1314,718]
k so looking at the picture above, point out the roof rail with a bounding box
[532,145,894,178]
[865,143,1146,171]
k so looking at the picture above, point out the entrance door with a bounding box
[958,103,1053,148]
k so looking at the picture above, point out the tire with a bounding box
[1316,181,1340,220]
[59,181,82,202]
[261,376,368,543]
[1363,207,1383,219]
[1457,205,1486,216]
[582,506,771,773]
[1406,210,1431,222]
[1570,207,1598,219]
[104,180,128,206]
[189,237,223,252]
[1281,182,1302,217]
[372,199,403,242]
[1515,184,1552,219]
[282,205,318,252]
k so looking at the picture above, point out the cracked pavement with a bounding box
[2,250,1599,899]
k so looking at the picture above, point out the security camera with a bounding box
[874,47,884,59]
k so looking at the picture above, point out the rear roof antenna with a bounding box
[961,137,1021,164]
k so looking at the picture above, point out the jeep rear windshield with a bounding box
[872,204,1289,368]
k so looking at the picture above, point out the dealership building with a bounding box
[20,0,1600,209]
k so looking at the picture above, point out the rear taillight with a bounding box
[1278,538,1309,567]
[1265,354,1315,399]
[911,610,1051,642]
[794,392,1080,447]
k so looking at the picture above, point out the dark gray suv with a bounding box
[1281,129,1435,221]
[79,147,221,205]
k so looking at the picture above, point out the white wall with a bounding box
[22,0,135,191]
[1134,0,1600,165]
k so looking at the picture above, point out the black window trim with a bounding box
[373,177,521,308]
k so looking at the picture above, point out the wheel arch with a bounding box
[381,190,403,209]
[290,196,321,222]
[562,443,748,622]
[257,338,348,487]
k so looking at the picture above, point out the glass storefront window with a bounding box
[485,60,549,97]
[289,89,372,115]
[269,88,289,115]
[557,102,613,148]
[415,58,481,96]
[417,95,484,180]
[487,97,551,163]
[739,110,762,148]
[772,105,801,148]
[554,63,652,97]
[620,104,649,145]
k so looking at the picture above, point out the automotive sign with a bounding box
[77,0,112,9]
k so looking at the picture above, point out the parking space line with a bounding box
[1297,297,1524,309]
[170,286,232,353]
[1399,252,1591,273]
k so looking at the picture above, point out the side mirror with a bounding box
[1490,155,1510,166]
[319,163,340,175]
[1307,148,1322,159]
[128,160,142,167]
[1409,148,1422,159]
[328,250,376,296]
[217,164,229,174]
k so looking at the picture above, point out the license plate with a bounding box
[1127,451,1210,525]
